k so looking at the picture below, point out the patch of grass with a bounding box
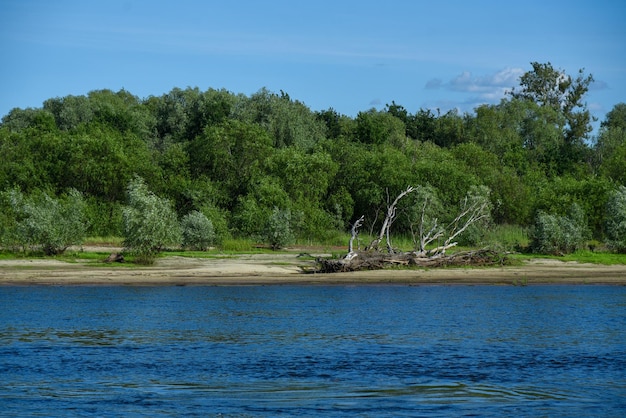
[294,231,352,248]
[510,249,626,265]
[82,236,124,246]
[219,238,257,252]
[556,250,626,265]
[483,224,529,251]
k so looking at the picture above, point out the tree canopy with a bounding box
[0,62,624,254]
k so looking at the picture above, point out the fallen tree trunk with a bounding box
[315,249,507,273]
[312,185,504,274]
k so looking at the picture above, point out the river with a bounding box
[1,285,624,416]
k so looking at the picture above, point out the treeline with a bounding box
[1,62,625,253]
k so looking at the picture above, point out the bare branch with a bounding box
[317,185,494,273]
[368,186,415,252]
[435,195,490,255]
[347,215,364,257]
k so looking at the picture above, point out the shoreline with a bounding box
[1,252,625,286]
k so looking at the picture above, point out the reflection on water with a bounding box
[0,285,625,416]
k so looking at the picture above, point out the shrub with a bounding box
[122,177,181,264]
[529,203,589,255]
[264,207,294,250]
[181,210,215,251]
[605,186,626,253]
[6,188,88,255]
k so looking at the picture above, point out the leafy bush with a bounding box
[605,186,626,253]
[6,188,88,255]
[264,207,294,250]
[122,177,181,264]
[181,210,215,251]
[529,203,589,255]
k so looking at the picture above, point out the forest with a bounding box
[1,62,625,259]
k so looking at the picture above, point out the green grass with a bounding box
[511,250,626,265]
[559,251,626,264]
[483,224,529,250]
[3,232,625,266]
[82,236,124,246]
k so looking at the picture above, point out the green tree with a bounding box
[354,109,406,146]
[509,62,594,173]
[122,177,181,264]
[451,142,531,225]
[181,210,215,251]
[43,94,94,131]
[433,109,467,148]
[232,88,326,149]
[264,147,338,203]
[533,175,612,237]
[6,188,88,255]
[264,207,295,250]
[529,203,589,255]
[316,108,356,140]
[605,186,626,253]
[187,120,273,207]
[86,89,156,141]
[411,108,438,143]
[1,107,57,133]
[231,177,291,238]
[595,103,626,184]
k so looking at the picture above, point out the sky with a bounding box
[1,0,625,134]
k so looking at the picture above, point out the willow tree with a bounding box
[122,177,181,264]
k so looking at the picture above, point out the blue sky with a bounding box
[1,0,624,134]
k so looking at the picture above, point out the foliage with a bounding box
[605,186,626,253]
[0,68,625,255]
[529,204,590,255]
[509,61,594,146]
[354,108,406,145]
[263,207,294,250]
[181,210,215,251]
[122,177,181,264]
[5,188,88,255]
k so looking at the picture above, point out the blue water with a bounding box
[1,285,625,417]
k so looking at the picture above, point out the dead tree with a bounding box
[410,187,491,257]
[366,186,415,253]
[315,185,502,273]
[427,192,491,256]
[346,215,364,260]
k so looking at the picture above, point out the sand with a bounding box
[0,248,625,286]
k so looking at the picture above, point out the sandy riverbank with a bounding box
[0,249,625,286]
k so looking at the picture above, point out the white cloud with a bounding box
[448,68,523,94]
[424,68,525,113]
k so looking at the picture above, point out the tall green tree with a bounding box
[508,62,594,173]
[187,120,273,207]
[232,88,326,149]
[595,103,626,184]
[354,109,406,146]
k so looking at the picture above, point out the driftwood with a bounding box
[315,249,506,273]
[104,252,125,263]
[312,185,504,274]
